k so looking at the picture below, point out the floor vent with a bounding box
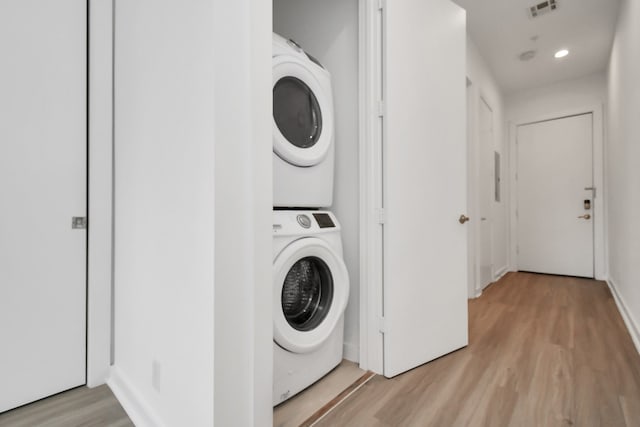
[528,0,558,19]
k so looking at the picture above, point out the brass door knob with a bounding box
[578,214,591,220]
[459,214,470,224]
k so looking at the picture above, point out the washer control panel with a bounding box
[312,213,335,228]
[273,211,340,235]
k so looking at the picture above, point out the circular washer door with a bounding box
[272,55,333,167]
[273,237,349,354]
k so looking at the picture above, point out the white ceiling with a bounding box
[452,0,620,93]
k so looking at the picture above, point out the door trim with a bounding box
[508,104,606,280]
[477,94,496,293]
[358,0,384,374]
[466,79,479,298]
[87,0,114,387]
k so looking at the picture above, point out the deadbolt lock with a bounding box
[459,214,470,224]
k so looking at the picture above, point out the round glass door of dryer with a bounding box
[273,77,323,150]
[272,56,333,167]
[273,237,349,354]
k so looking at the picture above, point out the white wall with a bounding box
[111,1,215,425]
[111,1,273,426]
[273,0,361,362]
[607,0,640,349]
[506,72,607,122]
[213,1,273,426]
[466,37,508,285]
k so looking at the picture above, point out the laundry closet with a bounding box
[272,1,362,422]
[272,0,469,423]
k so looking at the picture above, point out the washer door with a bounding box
[272,55,333,167]
[273,238,349,354]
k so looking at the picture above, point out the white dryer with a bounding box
[272,33,335,208]
[273,210,349,406]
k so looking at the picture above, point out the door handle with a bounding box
[577,214,591,220]
[459,214,470,224]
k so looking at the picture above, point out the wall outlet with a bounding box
[152,360,162,392]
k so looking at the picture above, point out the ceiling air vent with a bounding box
[528,0,558,19]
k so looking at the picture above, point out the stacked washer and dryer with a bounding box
[272,33,350,406]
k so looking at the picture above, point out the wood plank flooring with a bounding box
[317,272,640,427]
[0,385,133,427]
[274,360,366,427]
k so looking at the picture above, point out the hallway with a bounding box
[317,273,640,426]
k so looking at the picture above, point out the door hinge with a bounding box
[516,245,520,255]
[378,316,387,333]
[377,101,385,118]
[377,0,385,11]
[376,208,386,224]
[72,216,87,229]
[515,209,518,219]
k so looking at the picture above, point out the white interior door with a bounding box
[0,0,87,412]
[516,114,594,278]
[478,98,493,289]
[382,0,468,378]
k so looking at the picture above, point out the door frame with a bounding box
[477,95,495,291]
[508,104,606,280]
[466,79,479,299]
[358,0,384,374]
[86,0,114,387]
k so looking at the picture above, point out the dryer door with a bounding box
[272,56,333,167]
[273,237,349,354]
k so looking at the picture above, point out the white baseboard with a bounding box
[108,366,165,427]
[607,278,640,354]
[471,267,510,300]
[343,342,359,363]
[494,266,508,281]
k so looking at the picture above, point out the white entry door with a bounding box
[0,0,87,412]
[382,0,468,378]
[516,114,594,278]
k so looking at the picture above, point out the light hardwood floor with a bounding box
[0,385,132,427]
[274,360,366,427]
[317,272,640,427]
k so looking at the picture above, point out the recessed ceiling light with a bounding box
[554,49,569,59]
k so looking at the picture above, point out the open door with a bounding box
[382,0,468,377]
[0,0,87,411]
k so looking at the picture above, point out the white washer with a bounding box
[273,33,335,208]
[273,210,349,406]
